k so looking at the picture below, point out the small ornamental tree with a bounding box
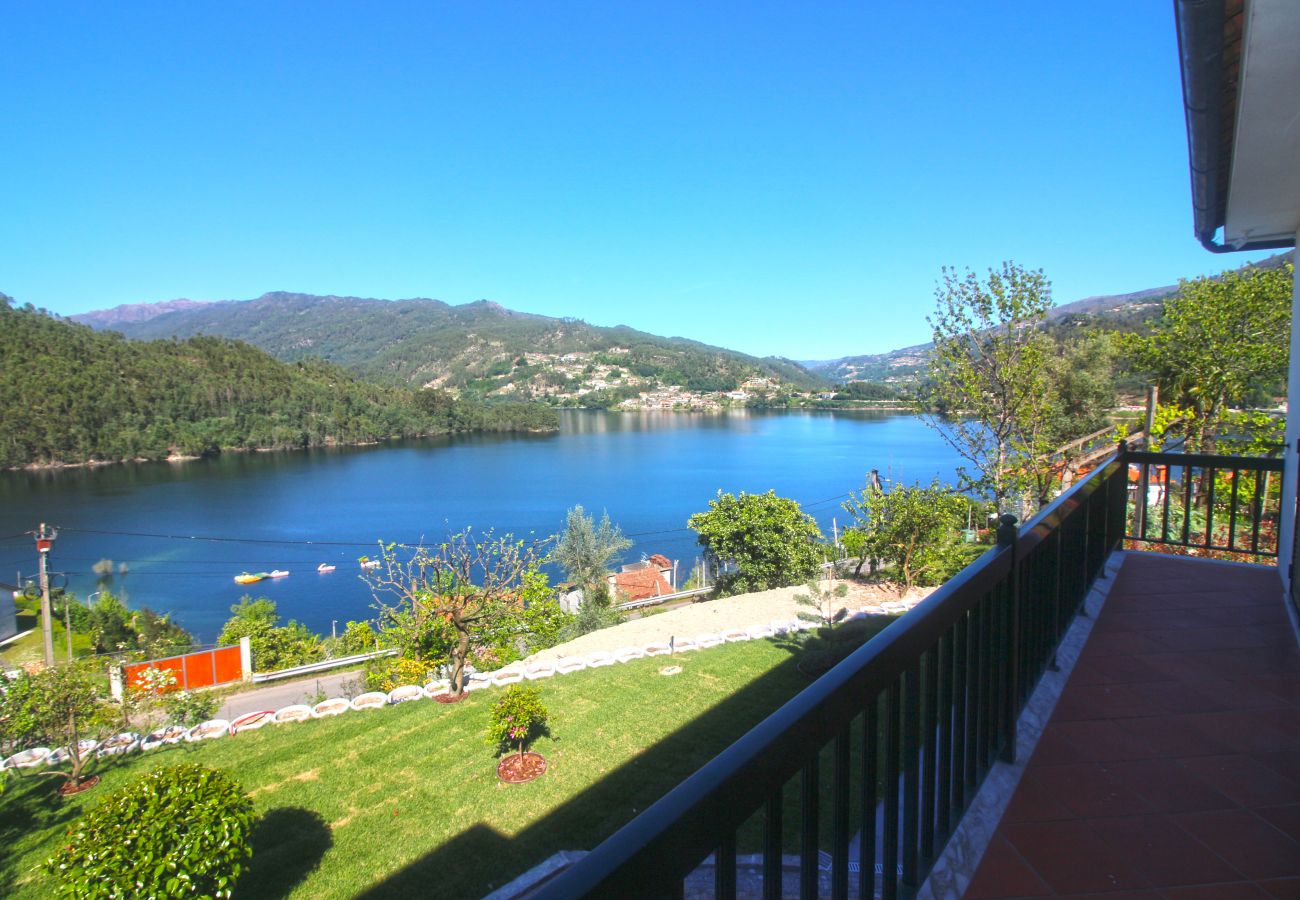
[365,530,548,695]
[30,660,116,791]
[486,685,548,761]
[44,763,254,898]
[794,579,850,628]
[688,490,825,596]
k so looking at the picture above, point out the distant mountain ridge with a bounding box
[76,292,828,399]
[802,251,1294,384]
[74,297,215,328]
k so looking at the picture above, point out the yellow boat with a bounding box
[234,572,267,584]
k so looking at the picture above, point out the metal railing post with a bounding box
[997,514,1019,764]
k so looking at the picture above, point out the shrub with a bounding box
[44,763,254,898]
[485,685,548,759]
[364,656,435,693]
[163,690,220,726]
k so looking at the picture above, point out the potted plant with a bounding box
[486,685,548,783]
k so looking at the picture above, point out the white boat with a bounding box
[317,563,336,573]
[360,559,380,570]
[268,569,290,578]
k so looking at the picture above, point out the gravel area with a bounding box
[523,580,935,665]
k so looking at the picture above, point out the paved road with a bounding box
[217,669,368,720]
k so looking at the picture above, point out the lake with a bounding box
[0,410,963,643]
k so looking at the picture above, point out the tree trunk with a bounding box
[450,626,471,694]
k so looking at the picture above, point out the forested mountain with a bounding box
[79,292,827,397]
[0,298,557,469]
[805,251,1294,385]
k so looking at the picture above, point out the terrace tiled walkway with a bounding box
[967,553,1300,898]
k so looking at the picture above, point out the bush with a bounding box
[363,656,435,693]
[485,685,548,758]
[44,764,254,898]
[163,690,221,726]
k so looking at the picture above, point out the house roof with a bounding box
[611,567,673,602]
[1176,0,1299,252]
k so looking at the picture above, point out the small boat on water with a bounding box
[317,563,336,573]
[268,569,290,578]
[360,559,380,570]
[234,572,268,585]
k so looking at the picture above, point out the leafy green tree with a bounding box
[26,661,116,790]
[794,579,850,627]
[843,479,969,592]
[922,262,1056,513]
[688,490,825,596]
[217,597,322,672]
[552,506,632,596]
[1123,262,1293,452]
[44,764,254,898]
[365,531,546,694]
[839,528,871,577]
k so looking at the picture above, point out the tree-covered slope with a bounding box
[0,298,557,468]
[81,292,828,395]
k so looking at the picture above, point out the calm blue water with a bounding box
[0,411,962,642]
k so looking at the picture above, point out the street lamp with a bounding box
[87,591,103,609]
[331,620,338,641]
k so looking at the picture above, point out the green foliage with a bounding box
[834,381,898,401]
[843,479,969,592]
[1122,262,1292,452]
[329,620,379,657]
[838,528,870,577]
[514,570,570,654]
[217,597,322,673]
[364,531,546,694]
[551,506,631,593]
[688,490,825,596]
[44,764,254,898]
[22,661,115,786]
[0,302,556,468]
[485,685,548,758]
[921,262,1057,512]
[556,586,624,642]
[162,690,221,727]
[0,671,43,752]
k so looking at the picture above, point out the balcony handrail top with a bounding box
[1124,449,1284,470]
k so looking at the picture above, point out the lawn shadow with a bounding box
[236,806,333,899]
[0,771,93,894]
[355,647,819,900]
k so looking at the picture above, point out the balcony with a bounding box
[529,448,1300,898]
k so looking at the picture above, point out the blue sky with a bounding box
[0,2,1277,360]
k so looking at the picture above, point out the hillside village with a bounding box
[464,346,830,410]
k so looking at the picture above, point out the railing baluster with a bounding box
[715,831,737,899]
[832,728,851,900]
[800,757,819,900]
[1252,468,1265,555]
[921,645,939,867]
[859,697,878,900]
[1162,465,1173,543]
[937,631,953,840]
[1205,465,1216,549]
[882,680,900,900]
[763,787,784,900]
[902,662,921,890]
[1181,463,1194,546]
[951,613,968,814]
[1228,465,1241,551]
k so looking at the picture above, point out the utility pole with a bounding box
[35,523,57,666]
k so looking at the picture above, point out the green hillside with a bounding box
[0,298,556,469]
[82,292,828,398]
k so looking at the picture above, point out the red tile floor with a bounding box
[966,553,1300,898]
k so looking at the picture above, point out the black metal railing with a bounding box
[1124,449,1284,560]
[533,447,1280,898]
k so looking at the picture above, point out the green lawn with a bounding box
[2,638,816,899]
